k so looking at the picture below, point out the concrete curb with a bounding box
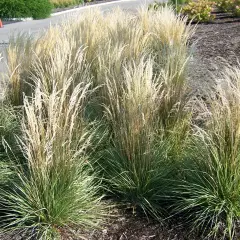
[2,17,33,23]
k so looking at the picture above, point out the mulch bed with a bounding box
[70,208,200,240]
[188,17,240,94]
[1,15,240,240]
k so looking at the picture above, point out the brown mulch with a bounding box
[0,208,200,240]
[70,208,200,240]
[188,19,240,93]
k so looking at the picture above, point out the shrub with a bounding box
[215,0,234,11]
[27,0,53,19]
[233,3,240,16]
[0,0,52,19]
[215,0,240,15]
[181,0,215,22]
[0,0,30,19]
[173,65,240,239]
[149,0,240,21]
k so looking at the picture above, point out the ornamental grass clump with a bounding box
[181,0,215,22]
[5,7,194,221]
[0,48,105,239]
[88,8,193,218]
[173,64,240,239]
[0,0,52,19]
[96,56,192,218]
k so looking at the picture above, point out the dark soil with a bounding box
[0,208,200,240]
[71,208,200,240]
[188,19,240,95]
[0,17,240,240]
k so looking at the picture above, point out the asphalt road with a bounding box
[0,0,155,75]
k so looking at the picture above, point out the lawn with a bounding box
[0,5,240,240]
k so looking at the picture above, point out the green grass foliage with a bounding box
[172,65,240,239]
[0,104,19,187]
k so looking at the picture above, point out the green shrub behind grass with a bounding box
[0,0,30,19]
[181,0,215,22]
[27,0,53,19]
[0,0,53,19]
